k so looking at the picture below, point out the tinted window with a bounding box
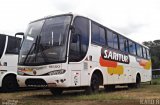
[91,23,105,45]
[143,47,147,58]
[129,41,136,55]
[69,17,89,62]
[146,49,151,59]
[99,27,106,45]
[107,30,113,48]
[136,44,143,57]
[0,35,6,58]
[6,36,21,54]
[119,36,128,52]
[113,33,118,49]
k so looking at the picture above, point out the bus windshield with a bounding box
[18,15,72,65]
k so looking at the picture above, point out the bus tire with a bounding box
[85,73,100,94]
[1,75,19,92]
[128,74,141,89]
[104,85,115,92]
[135,74,141,88]
[50,88,63,96]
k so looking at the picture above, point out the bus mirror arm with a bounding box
[69,25,75,33]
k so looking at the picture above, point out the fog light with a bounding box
[49,69,66,75]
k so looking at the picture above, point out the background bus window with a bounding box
[129,41,136,55]
[136,44,143,57]
[113,33,118,49]
[91,22,106,46]
[143,47,147,59]
[6,36,21,54]
[107,30,113,48]
[119,36,129,52]
[69,17,89,62]
[0,35,6,58]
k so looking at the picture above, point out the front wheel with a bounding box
[1,75,19,92]
[85,74,100,94]
[128,75,141,89]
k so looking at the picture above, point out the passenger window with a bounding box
[146,49,151,59]
[113,33,118,49]
[91,23,99,44]
[107,30,113,48]
[129,41,136,55]
[143,47,147,59]
[99,27,106,45]
[91,22,106,45]
[136,44,143,57]
[119,36,129,52]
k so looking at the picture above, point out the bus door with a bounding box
[68,16,90,87]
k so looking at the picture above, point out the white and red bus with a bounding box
[0,34,21,92]
[16,13,151,95]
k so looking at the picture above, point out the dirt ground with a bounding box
[0,84,160,105]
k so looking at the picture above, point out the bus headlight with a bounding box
[48,69,66,75]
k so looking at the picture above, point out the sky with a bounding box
[0,0,160,43]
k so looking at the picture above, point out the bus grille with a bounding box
[25,79,47,87]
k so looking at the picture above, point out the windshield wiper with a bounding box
[23,36,39,65]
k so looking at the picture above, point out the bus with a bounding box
[0,34,21,92]
[16,13,152,95]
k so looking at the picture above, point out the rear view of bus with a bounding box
[17,13,152,95]
[0,34,21,92]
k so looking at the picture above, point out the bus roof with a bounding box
[0,34,21,39]
[29,13,149,49]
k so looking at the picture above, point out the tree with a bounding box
[143,40,160,69]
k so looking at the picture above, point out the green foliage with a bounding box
[152,78,160,85]
[143,40,160,69]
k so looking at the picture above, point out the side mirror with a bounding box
[15,32,24,39]
[15,32,24,48]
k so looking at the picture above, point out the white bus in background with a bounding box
[16,13,152,95]
[0,34,21,92]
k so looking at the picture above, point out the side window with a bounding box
[146,49,151,59]
[129,41,136,55]
[107,30,113,48]
[113,33,118,49]
[143,47,147,59]
[124,38,129,52]
[136,44,143,57]
[6,36,21,54]
[91,23,99,44]
[119,36,129,52]
[69,17,89,62]
[0,35,6,58]
[91,22,106,45]
[99,27,106,45]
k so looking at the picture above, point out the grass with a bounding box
[0,82,160,105]
[152,78,160,85]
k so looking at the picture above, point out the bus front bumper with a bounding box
[17,75,69,88]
